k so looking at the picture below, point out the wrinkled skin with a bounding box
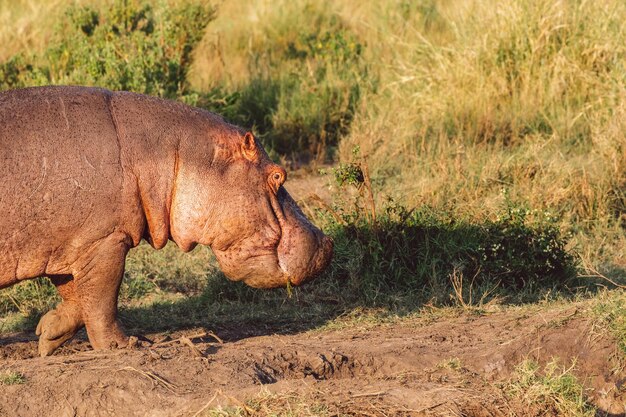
[0,86,332,356]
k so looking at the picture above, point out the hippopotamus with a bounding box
[0,86,333,356]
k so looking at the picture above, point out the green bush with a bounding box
[265,29,364,160]
[198,22,366,162]
[0,0,363,162]
[0,0,214,99]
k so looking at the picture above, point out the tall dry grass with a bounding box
[340,0,625,273]
[0,0,95,62]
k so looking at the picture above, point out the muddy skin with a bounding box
[0,86,333,356]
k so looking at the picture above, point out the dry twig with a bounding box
[118,366,177,393]
[191,390,220,417]
[350,391,387,398]
[577,256,626,289]
[180,336,204,357]
[153,331,223,348]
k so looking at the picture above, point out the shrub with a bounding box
[0,0,215,99]
[325,201,576,304]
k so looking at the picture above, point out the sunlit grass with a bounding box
[506,359,596,417]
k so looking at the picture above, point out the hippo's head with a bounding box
[169,129,333,289]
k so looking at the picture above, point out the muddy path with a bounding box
[0,304,624,416]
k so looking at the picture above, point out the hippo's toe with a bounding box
[36,301,84,357]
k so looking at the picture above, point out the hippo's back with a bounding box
[0,86,125,282]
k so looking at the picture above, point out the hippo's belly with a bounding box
[0,87,125,285]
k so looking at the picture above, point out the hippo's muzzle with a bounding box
[214,187,333,289]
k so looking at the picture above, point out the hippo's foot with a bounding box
[36,301,84,357]
[85,321,129,350]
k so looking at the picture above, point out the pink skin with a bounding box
[0,86,332,356]
[170,131,333,288]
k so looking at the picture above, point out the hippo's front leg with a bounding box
[36,275,84,357]
[71,232,130,350]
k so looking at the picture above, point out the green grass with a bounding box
[437,357,462,371]
[0,278,58,321]
[591,290,626,356]
[506,359,596,417]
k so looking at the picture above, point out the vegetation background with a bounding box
[0,0,624,412]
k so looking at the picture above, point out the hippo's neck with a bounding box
[135,157,177,250]
[109,92,200,250]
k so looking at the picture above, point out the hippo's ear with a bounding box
[242,132,258,162]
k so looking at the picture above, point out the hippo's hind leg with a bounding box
[72,232,130,350]
[36,275,84,357]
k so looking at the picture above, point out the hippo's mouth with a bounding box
[234,191,293,289]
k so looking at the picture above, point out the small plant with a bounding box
[437,357,462,370]
[331,147,377,225]
[0,370,26,385]
[333,162,364,188]
[294,30,363,64]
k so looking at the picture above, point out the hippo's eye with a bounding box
[269,169,286,192]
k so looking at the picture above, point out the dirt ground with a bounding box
[0,303,624,417]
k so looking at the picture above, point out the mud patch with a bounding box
[248,350,354,383]
[0,305,624,416]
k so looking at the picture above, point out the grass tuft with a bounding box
[0,370,26,385]
[506,359,596,417]
[591,290,626,356]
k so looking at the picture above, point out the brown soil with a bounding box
[0,304,624,416]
